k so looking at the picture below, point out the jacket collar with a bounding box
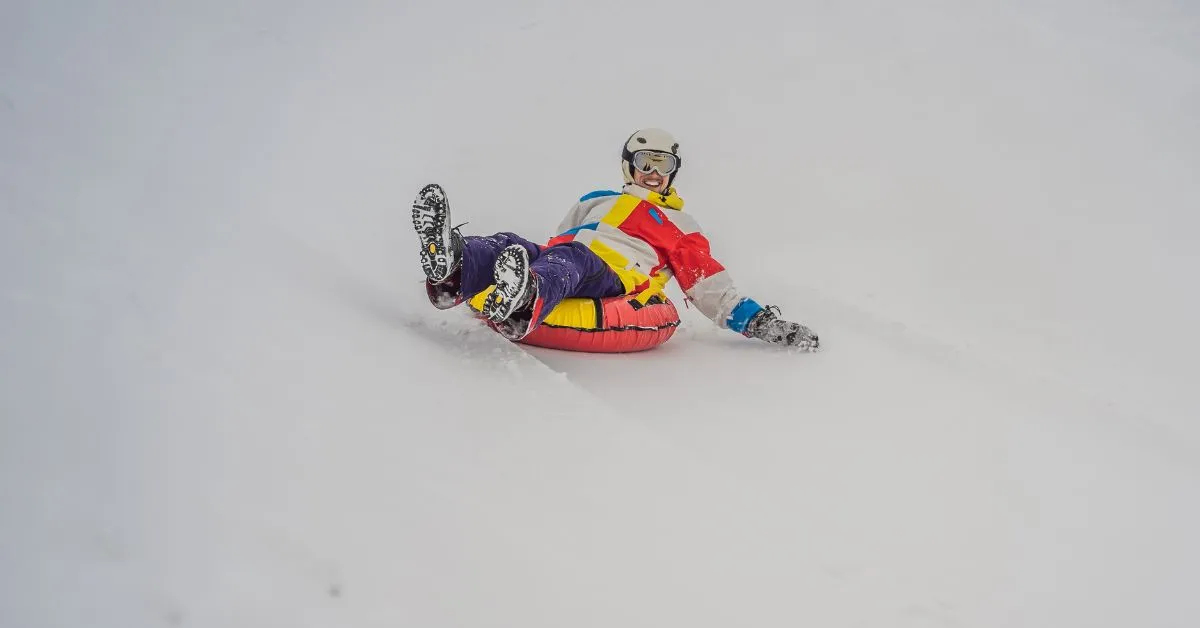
[623,184,685,210]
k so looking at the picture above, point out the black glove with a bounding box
[743,305,819,351]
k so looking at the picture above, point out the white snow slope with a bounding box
[3,1,1199,627]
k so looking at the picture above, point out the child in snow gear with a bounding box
[412,128,819,350]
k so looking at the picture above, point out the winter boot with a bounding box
[481,244,541,339]
[412,183,463,284]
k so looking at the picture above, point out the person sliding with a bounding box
[412,128,819,351]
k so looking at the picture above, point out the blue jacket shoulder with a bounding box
[579,189,621,202]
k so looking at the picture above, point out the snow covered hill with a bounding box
[2,1,1198,627]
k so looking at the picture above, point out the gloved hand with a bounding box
[743,305,820,351]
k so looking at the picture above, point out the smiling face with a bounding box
[632,167,670,194]
[622,130,681,192]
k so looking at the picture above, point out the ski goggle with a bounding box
[629,150,680,176]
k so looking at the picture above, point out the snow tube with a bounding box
[522,295,680,353]
[468,291,680,353]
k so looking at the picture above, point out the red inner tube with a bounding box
[519,297,680,353]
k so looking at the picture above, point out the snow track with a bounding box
[3,0,1199,626]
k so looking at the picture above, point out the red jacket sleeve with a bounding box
[667,232,726,293]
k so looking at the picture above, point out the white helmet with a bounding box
[621,128,682,188]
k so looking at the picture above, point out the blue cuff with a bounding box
[727,298,763,333]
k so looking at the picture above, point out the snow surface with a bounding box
[2,1,1199,627]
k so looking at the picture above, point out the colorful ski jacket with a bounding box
[546,184,763,333]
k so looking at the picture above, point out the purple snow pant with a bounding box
[462,233,626,326]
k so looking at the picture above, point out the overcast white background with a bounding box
[2,1,1198,626]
